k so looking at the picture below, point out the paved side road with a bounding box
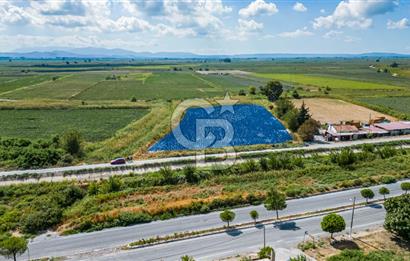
[19,180,408,260]
[87,206,386,261]
[1,135,409,178]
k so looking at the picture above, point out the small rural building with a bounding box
[360,125,389,138]
[374,122,410,135]
[326,124,359,141]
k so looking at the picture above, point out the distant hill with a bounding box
[1,47,409,59]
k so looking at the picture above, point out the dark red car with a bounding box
[110,157,126,165]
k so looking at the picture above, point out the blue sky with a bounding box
[0,0,409,54]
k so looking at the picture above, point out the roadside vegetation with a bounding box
[0,145,409,237]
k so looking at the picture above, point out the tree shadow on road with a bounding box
[225,228,243,237]
[255,223,264,229]
[273,221,301,231]
[368,203,383,209]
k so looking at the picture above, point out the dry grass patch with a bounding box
[293,98,396,124]
[303,228,410,260]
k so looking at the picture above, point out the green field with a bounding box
[0,75,54,94]
[76,72,224,100]
[0,108,148,141]
[253,73,404,90]
[0,73,107,99]
[359,96,410,117]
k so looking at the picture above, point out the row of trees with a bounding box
[219,188,287,227]
[219,182,410,237]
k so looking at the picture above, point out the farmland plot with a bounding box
[0,75,54,94]
[76,72,223,100]
[0,108,148,141]
[1,73,106,99]
[293,98,396,124]
[253,73,404,90]
[359,96,410,117]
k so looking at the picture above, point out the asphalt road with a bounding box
[1,135,409,179]
[19,180,407,261]
[90,206,386,261]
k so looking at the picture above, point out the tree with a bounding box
[250,210,259,224]
[379,187,390,200]
[261,81,283,102]
[297,102,310,126]
[0,236,28,261]
[238,89,246,96]
[297,119,320,142]
[275,98,295,118]
[401,182,410,194]
[61,130,83,156]
[220,209,235,227]
[321,213,346,239]
[360,188,375,204]
[249,86,256,95]
[384,194,410,240]
[292,90,300,99]
[264,188,287,219]
[284,110,300,132]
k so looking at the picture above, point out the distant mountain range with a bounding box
[1,47,409,59]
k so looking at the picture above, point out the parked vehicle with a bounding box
[110,157,126,165]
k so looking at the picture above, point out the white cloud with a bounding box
[238,19,263,32]
[323,30,343,39]
[0,2,33,26]
[293,2,307,12]
[387,18,409,29]
[278,27,313,38]
[239,0,278,18]
[320,9,326,14]
[313,0,399,29]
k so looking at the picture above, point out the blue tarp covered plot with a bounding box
[149,104,292,151]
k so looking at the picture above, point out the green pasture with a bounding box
[0,108,148,141]
[359,96,410,117]
[253,73,404,90]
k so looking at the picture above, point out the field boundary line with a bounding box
[190,72,222,90]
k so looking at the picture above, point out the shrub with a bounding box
[384,194,410,240]
[380,175,396,184]
[238,89,246,96]
[258,246,274,259]
[183,166,199,184]
[259,157,269,171]
[61,130,83,157]
[289,255,307,261]
[377,146,397,159]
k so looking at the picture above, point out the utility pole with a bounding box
[263,225,266,248]
[350,196,356,238]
